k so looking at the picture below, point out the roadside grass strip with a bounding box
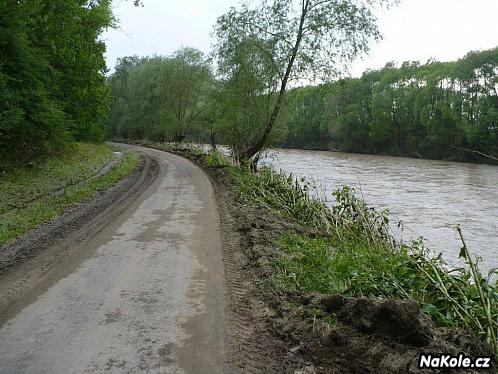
[0,143,138,244]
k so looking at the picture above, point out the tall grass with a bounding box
[227,165,498,356]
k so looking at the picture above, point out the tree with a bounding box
[215,40,284,162]
[167,48,214,142]
[214,0,396,163]
[319,48,498,161]
[0,0,67,166]
[0,0,142,168]
[34,0,114,142]
[282,85,329,150]
[107,48,214,143]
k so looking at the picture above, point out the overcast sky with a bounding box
[103,0,498,77]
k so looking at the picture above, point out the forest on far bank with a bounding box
[108,47,498,163]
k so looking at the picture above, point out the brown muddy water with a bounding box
[261,149,498,274]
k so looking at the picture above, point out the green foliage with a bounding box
[275,231,498,354]
[106,45,498,163]
[0,0,124,168]
[279,48,498,161]
[281,85,329,150]
[0,143,138,244]
[213,0,396,160]
[107,49,214,143]
[203,149,230,168]
[228,166,337,231]
[226,161,497,355]
[0,143,111,213]
[143,138,498,354]
[214,40,283,161]
[0,0,68,166]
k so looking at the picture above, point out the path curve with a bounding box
[0,145,227,373]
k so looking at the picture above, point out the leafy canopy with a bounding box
[214,0,397,161]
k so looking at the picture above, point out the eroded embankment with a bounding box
[163,145,494,374]
[0,153,159,319]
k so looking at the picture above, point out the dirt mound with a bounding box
[326,296,433,346]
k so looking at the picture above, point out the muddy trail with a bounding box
[0,144,493,373]
[0,146,230,373]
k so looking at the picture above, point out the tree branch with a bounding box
[451,146,498,161]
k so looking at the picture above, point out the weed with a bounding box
[227,163,497,357]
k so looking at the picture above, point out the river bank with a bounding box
[140,142,496,373]
[279,145,498,166]
[261,147,498,275]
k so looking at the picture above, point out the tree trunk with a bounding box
[243,0,309,160]
[210,131,216,151]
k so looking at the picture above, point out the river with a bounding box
[261,149,498,274]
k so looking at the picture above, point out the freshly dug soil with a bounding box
[170,147,494,374]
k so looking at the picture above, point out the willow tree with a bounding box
[214,0,397,163]
[168,48,214,142]
[107,49,214,142]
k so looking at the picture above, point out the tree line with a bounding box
[6,0,495,166]
[1,0,396,168]
[283,48,498,161]
[107,49,215,144]
[0,0,140,167]
[108,45,498,163]
[109,0,395,165]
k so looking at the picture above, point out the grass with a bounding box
[0,143,138,244]
[224,160,498,357]
[227,166,337,231]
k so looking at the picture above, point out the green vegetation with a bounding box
[218,158,498,356]
[281,48,498,161]
[149,142,497,355]
[108,45,498,163]
[4,0,496,354]
[0,0,142,242]
[227,167,337,232]
[213,0,395,162]
[107,49,214,143]
[0,143,138,244]
[107,0,396,165]
[0,0,140,168]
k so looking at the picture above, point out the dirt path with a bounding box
[0,145,228,373]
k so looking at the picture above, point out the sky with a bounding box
[103,0,498,77]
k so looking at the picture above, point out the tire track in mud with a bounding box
[215,185,295,373]
[0,152,159,322]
